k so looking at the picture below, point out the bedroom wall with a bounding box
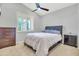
[0,3,41,43]
[41,4,78,35]
[77,4,79,48]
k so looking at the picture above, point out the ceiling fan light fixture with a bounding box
[37,8,41,10]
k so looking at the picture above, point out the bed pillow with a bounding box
[42,30,60,34]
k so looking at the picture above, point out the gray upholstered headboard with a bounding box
[45,26,63,35]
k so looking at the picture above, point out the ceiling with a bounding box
[23,3,75,16]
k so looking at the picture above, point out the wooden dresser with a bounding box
[0,27,16,48]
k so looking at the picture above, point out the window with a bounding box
[17,16,33,32]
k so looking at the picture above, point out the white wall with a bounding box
[41,4,78,35]
[77,4,79,48]
[0,3,41,43]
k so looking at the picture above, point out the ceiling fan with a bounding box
[32,3,49,12]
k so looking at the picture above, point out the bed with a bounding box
[24,26,63,56]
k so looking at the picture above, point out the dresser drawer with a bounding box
[0,39,15,48]
[4,33,15,39]
[4,29,15,32]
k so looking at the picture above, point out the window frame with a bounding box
[17,12,34,32]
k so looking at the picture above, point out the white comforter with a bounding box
[24,32,62,56]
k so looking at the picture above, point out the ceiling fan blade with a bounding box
[33,3,49,12]
[32,9,38,12]
[40,7,49,11]
[36,3,40,8]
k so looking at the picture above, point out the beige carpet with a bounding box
[49,44,79,56]
[0,42,79,56]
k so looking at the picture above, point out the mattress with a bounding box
[24,32,62,56]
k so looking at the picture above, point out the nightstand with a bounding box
[64,34,77,47]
